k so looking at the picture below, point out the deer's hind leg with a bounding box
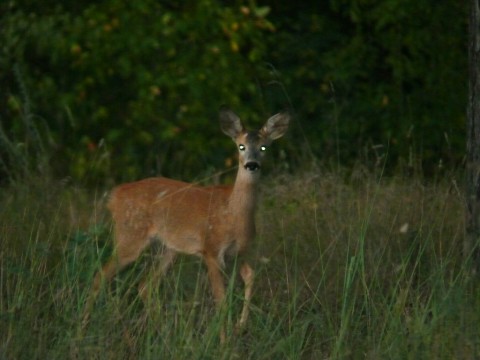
[138,247,177,302]
[84,226,150,321]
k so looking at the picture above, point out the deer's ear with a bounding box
[261,112,290,140]
[219,107,244,139]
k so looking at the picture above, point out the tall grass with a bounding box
[1,165,478,358]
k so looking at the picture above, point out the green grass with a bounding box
[1,170,479,359]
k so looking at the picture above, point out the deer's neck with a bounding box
[228,168,259,249]
[230,168,258,212]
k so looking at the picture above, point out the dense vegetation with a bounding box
[1,0,467,183]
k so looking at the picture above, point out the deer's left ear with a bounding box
[220,107,245,139]
[261,112,290,140]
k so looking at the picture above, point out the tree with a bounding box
[466,0,480,269]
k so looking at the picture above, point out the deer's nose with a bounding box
[244,162,260,171]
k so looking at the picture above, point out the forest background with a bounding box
[0,0,467,184]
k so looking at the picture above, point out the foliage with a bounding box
[1,0,467,183]
[266,0,466,171]
[2,0,278,183]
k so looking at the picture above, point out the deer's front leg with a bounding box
[204,255,227,342]
[238,262,254,329]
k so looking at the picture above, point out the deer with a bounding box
[85,107,289,341]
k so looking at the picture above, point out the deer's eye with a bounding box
[239,144,246,151]
[260,145,267,152]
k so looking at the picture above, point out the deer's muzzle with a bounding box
[244,162,260,171]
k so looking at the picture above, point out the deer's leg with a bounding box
[237,262,254,329]
[91,258,119,295]
[204,254,226,343]
[138,248,177,302]
[83,256,134,325]
[92,234,146,294]
[84,230,148,323]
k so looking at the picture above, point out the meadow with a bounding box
[1,165,478,359]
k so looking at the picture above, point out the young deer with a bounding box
[87,108,289,340]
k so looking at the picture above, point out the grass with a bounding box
[1,168,479,359]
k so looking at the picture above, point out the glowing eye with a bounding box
[239,144,245,151]
[260,145,267,152]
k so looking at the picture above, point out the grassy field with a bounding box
[1,169,479,359]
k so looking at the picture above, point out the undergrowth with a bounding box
[1,168,479,359]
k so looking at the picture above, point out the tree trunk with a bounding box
[466,0,480,270]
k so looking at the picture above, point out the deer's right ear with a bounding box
[220,107,244,139]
